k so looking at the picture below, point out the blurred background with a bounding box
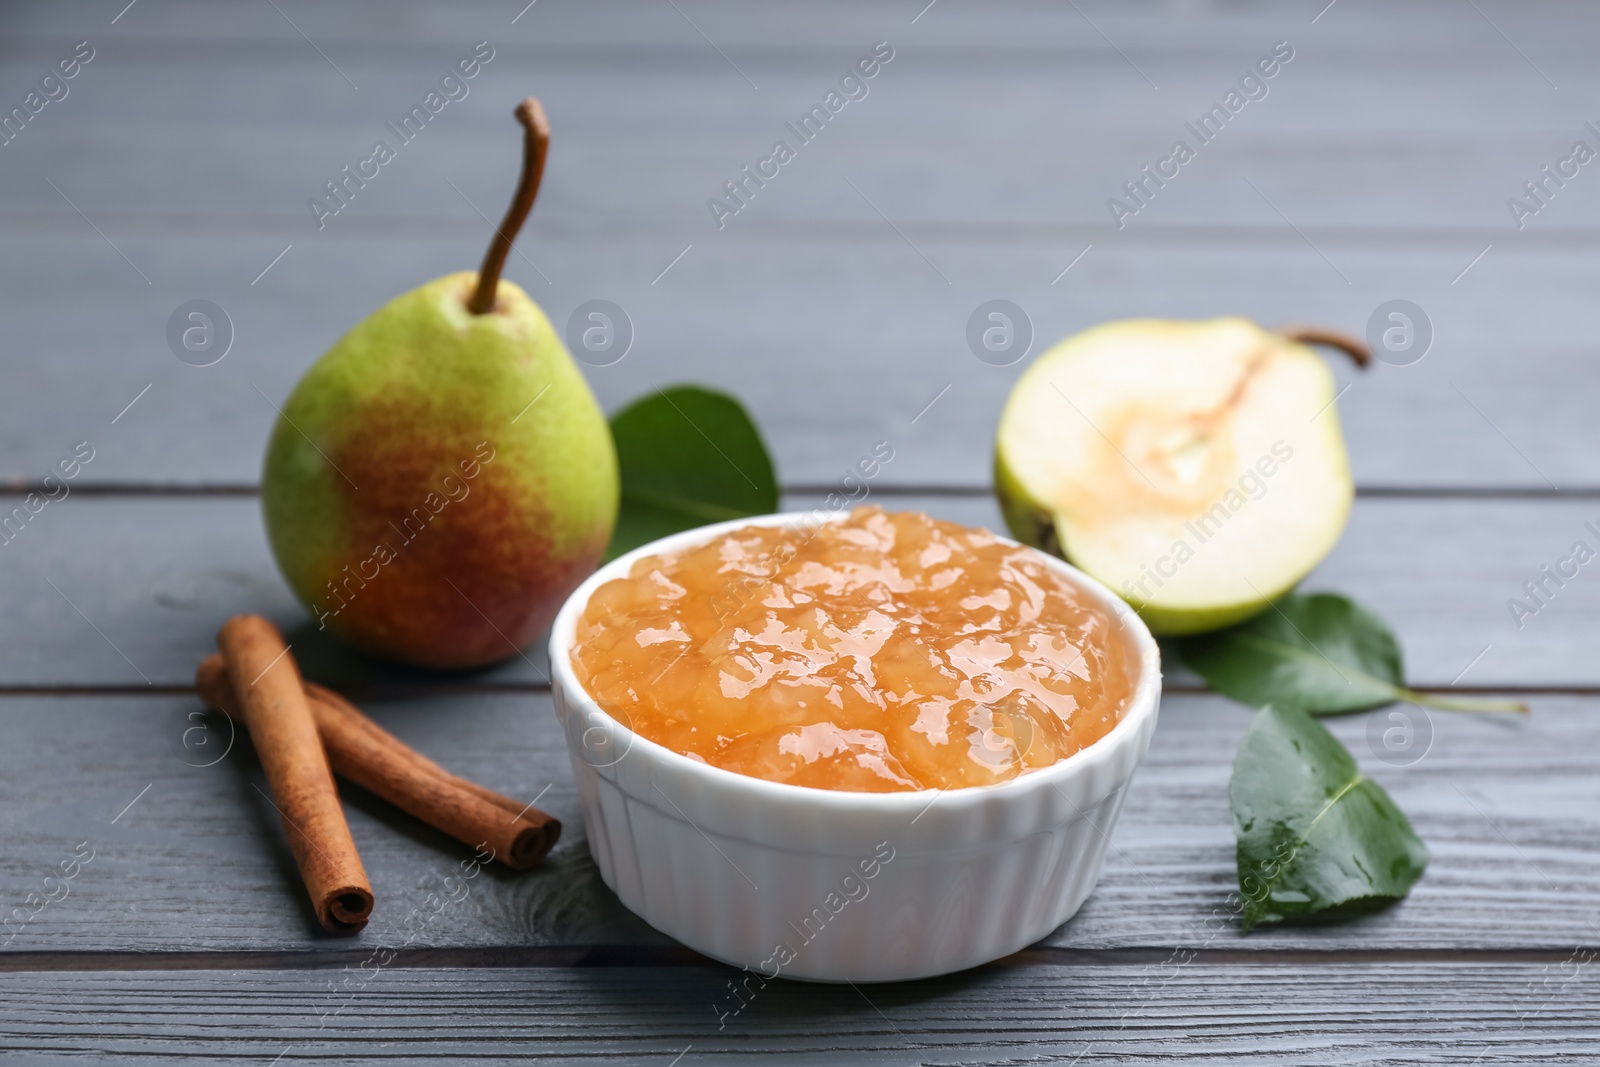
[1,0,1592,688]
[2,1,1587,488]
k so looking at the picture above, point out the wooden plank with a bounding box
[0,691,665,956]
[3,2,1595,237]
[0,5,1588,1056]
[0,688,1590,955]
[0,233,1589,491]
[8,0,1596,54]
[5,43,1598,234]
[0,492,1587,689]
[1,961,1595,1063]
[8,0,1599,292]
[2,1,1592,489]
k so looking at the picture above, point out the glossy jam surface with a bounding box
[570,508,1137,792]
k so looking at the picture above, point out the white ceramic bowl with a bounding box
[548,511,1161,982]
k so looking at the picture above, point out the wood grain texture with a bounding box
[2,962,1595,1063]
[0,691,664,956]
[0,689,1588,955]
[3,43,1595,232]
[0,492,1586,689]
[0,1,1592,1057]
[5,0,1593,53]
[0,234,1587,490]
[2,0,1596,232]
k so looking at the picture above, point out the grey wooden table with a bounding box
[3,1,1597,1061]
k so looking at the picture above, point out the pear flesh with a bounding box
[995,317,1353,635]
[262,272,618,668]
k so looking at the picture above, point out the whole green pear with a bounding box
[262,99,618,668]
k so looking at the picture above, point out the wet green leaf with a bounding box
[606,386,777,561]
[1231,705,1428,932]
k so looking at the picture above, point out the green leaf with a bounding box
[1177,592,1526,716]
[1231,705,1428,932]
[606,385,778,561]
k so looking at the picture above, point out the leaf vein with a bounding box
[1232,633,1397,697]
[1254,771,1368,904]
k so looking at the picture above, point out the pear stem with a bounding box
[467,97,550,315]
[1277,324,1371,368]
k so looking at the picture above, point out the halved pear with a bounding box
[995,317,1358,635]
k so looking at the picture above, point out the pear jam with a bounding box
[569,508,1137,793]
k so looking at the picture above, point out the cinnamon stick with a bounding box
[306,682,538,824]
[216,615,373,934]
[196,655,559,870]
